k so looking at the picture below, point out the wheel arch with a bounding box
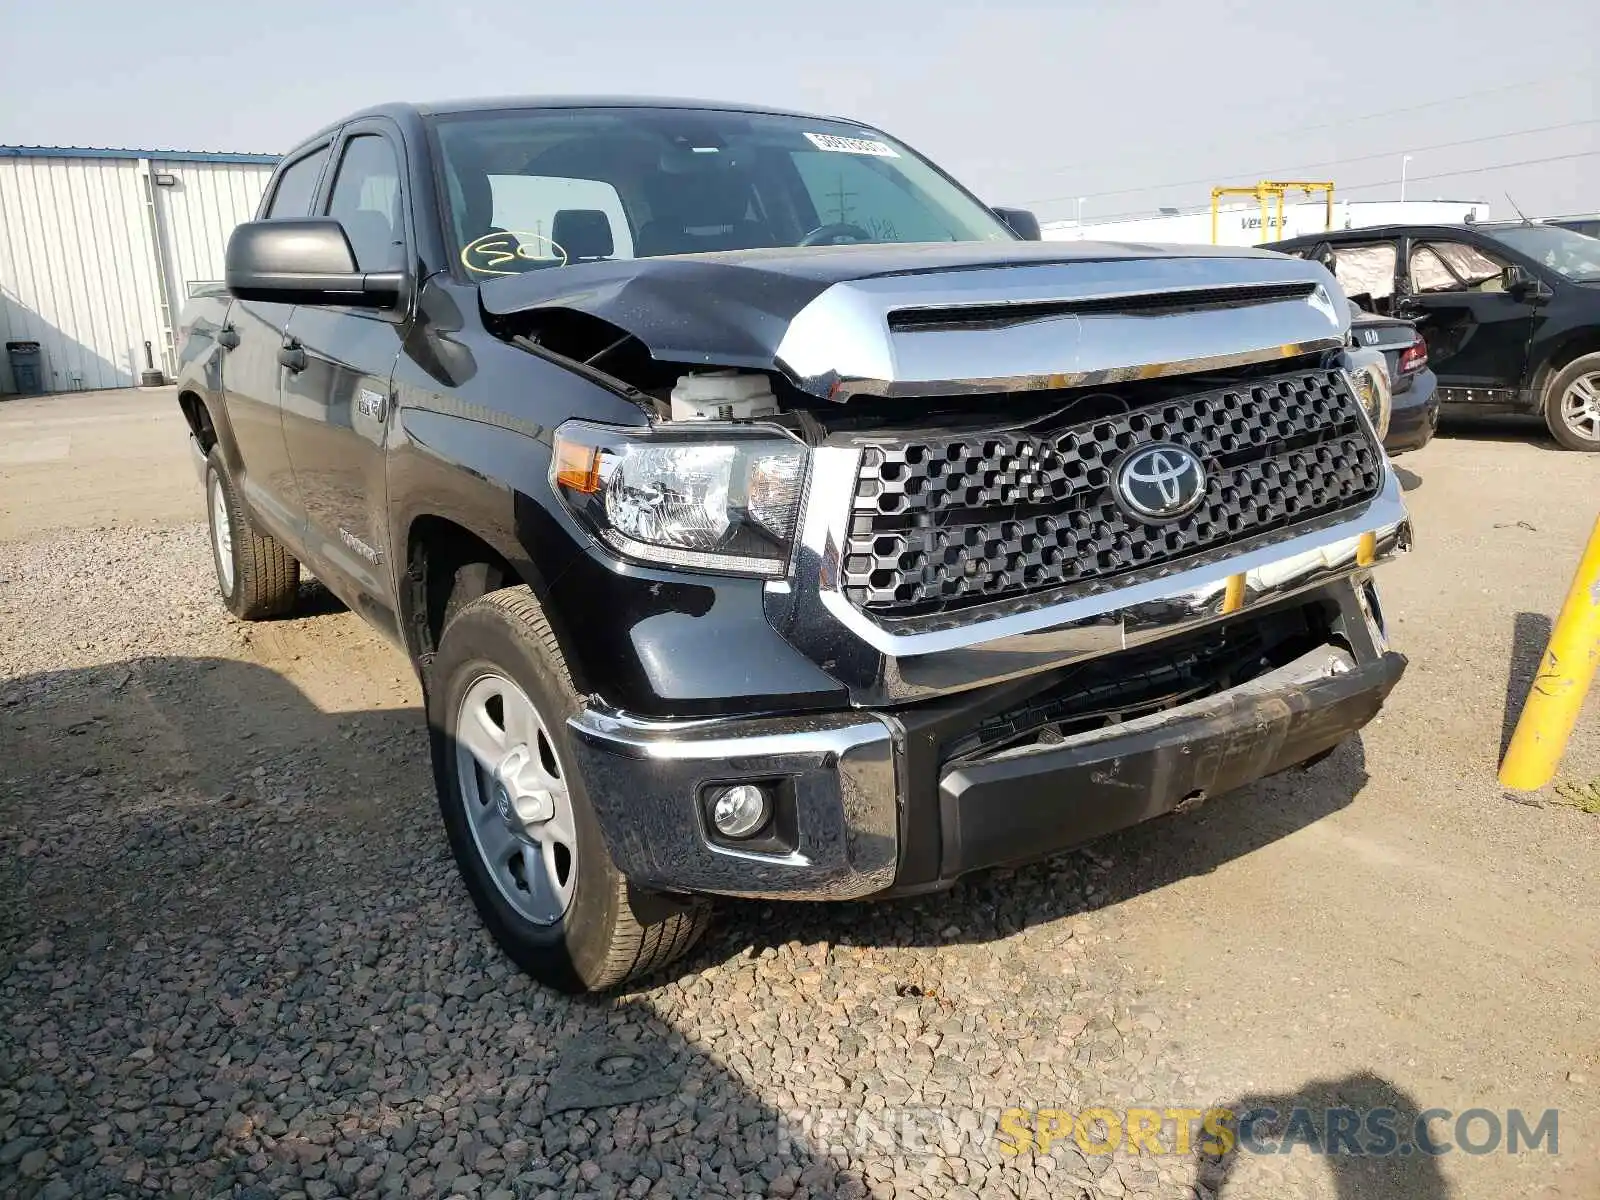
[178,389,216,452]
[1530,330,1600,403]
[176,385,246,477]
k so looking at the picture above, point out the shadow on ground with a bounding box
[1500,611,1554,763]
[1204,1071,1450,1199]
[1436,412,1561,451]
[1391,463,1423,492]
[0,657,846,1198]
[2,653,1372,976]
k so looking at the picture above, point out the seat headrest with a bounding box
[646,172,752,231]
[551,209,615,261]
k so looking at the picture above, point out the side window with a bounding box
[324,135,404,272]
[1329,243,1398,303]
[789,152,957,243]
[264,148,329,219]
[1408,241,1507,294]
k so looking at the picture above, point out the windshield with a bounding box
[429,107,1014,278]
[1483,224,1600,281]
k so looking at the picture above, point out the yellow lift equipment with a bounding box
[1210,180,1335,245]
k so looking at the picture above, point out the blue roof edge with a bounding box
[0,146,280,165]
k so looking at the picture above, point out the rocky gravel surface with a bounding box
[6,422,1599,1200]
[0,525,1332,1200]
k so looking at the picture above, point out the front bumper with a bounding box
[1384,370,1440,455]
[931,642,1402,883]
[569,575,1404,900]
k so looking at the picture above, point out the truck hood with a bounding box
[479,240,1351,401]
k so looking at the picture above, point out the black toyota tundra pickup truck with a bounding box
[176,98,1410,992]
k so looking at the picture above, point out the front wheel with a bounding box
[205,449,300,618]
[1543,353,1600,451]
[428,586,709,992]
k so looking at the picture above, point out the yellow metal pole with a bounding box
[1211,189,1220,245]
[1500,514,1600,790]
[1222,574,1247,613]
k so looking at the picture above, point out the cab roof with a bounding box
[1270,222,1527,247]
[301,97,865,145]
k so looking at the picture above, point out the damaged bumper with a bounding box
[929,640,1403,887]
[568,574,1403,900]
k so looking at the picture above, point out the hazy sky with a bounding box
[2,0,1596,221]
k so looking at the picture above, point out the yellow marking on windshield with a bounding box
[461,231,569,276]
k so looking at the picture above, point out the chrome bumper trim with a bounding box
[771,455,1411,704]
[566,710,898,900]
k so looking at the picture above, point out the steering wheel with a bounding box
[799,222,874,247]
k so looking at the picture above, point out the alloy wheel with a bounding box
[454,672,578,925]
[1560,371,1600,443]
[209,471,235,595]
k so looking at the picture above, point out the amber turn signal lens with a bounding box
[553,435,602,494]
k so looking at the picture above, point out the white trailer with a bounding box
[1043,199,1491,247]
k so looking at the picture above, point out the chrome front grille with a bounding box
[840,368,1384,616]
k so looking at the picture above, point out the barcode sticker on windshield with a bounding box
[804,132,899,158]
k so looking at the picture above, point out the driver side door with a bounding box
[1397,237,1534,398]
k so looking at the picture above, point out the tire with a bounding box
[205,449,301,618]
[1542,353,1600,452]
[428,586,709,993]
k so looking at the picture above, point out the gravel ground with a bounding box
[2,395,1597,1200]
[0,524,1256,1200]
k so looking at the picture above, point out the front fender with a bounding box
[387,402,847,717]
[174,303,248,482]
[387,402,585,646]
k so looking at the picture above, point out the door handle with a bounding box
[216,325,239,351]
[277,339,307,373]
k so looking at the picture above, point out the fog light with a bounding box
[709,784,770,839]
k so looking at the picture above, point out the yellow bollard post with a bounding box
[1222,574,1247,614]
[1500,514,1600,790]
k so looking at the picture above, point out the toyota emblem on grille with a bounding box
[1115,442,1207,521]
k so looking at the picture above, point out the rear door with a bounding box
[1397,236,1534,395]
[222,143,330,535]
[279,121,409,628]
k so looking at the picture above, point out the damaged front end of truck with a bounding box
[477,241,1410,899]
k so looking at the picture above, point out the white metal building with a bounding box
[0,146,278,395]
[1042,199,1491,248]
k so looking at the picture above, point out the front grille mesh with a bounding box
[841,368,1383,616]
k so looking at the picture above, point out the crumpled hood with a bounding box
[480,240,1351,400]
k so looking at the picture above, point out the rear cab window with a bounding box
[471,176,635,266]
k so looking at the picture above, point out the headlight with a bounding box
[1339,348,1392,444]
[551,421,806,576]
